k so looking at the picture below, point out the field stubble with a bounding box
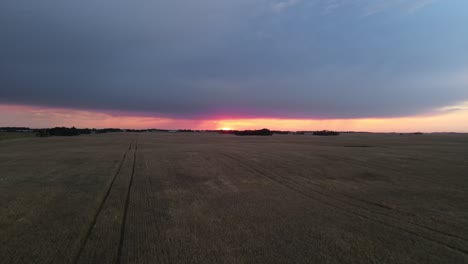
[0,132,467,263]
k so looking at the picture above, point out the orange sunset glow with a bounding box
[2,1,468,262]
[1,103,467,132]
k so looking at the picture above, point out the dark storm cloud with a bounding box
[1,0,468,119]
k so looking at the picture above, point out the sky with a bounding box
[1,0,467,131]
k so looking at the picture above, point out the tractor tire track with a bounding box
[74,140,138,264]
[259,150,468,242]
[219,152,468,256]
[73,142,133,264]
[117,140,138,263]
[232,145,468,236]
[318,153,465,192]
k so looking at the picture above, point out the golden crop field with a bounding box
[1,132,467,263]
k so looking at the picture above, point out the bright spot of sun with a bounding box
[220,127,232,131]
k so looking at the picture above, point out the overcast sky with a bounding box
[1,0,467,120]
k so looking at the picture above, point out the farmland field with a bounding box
[0,132,35,141]
[1,132,467,263]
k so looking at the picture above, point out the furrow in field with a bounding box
[118,147,177,264]
[228,144,468,237]
[72,142,133,263]
[256,149,468,242]
[116,140,138,263]
[219,152,468,257]
[318,152,465,192]
[120,148,242,263]
[74,140,137,264]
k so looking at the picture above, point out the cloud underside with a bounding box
[1,0,467,120]
[272,0,436,15]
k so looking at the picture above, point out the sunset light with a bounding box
[1,103,468,132]
[1,1,468,262]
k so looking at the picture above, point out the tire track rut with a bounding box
[262,150,468,241]
[73,140,138,264]
[219,152,468,256]
[117,140,138,263]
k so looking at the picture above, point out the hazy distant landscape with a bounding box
[1,1,468,263]
[1,132,467,263]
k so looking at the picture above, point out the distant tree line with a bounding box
[399,132,424,135]
[221,128,273,136]
[35,127,90,137]
[271,130,290,135]
[294,130,340,136]
[96,128,123,133]
[0,127,34,132]
[2,127,345,137]
[35,127,125,137]
[312,130,340,136]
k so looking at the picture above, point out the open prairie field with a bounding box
[1,132,467,263]
[0,132,35,142]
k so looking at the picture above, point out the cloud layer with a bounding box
[1,0,467,119]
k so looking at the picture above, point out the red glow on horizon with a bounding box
[0,103,468,132]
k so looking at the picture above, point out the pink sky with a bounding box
[1,103,467,132]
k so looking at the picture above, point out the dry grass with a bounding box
[0,132,467,263]
[0,132,35,141]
